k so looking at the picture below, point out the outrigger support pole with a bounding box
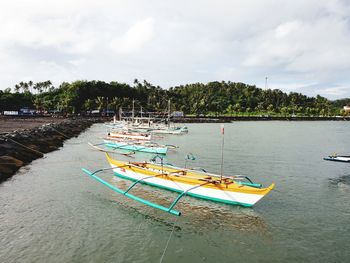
[167,182,211,212]
[82,168,181,216]
[123,174,165,194]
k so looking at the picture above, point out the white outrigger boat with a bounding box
[104,116,126,129]
[82,154,275,216]
[107,131,151,141]
[150,126,188,135]
[115,99,189,135]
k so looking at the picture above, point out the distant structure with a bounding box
[344,106,350,112]
[171,111,184,118]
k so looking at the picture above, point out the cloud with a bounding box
[317,86,350,99]
[0,0,349,99]
[243,17,350,74]
[110,18,155,54]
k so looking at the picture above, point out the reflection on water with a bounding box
[329,174,350,190]
[94,173,269,235]
[182,204,268,233]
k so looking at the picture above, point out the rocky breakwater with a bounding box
[0,118,99,183]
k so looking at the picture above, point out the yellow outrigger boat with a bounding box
[82,154,275,216]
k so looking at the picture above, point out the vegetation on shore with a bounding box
[1,80,349,117]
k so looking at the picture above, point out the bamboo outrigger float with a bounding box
[82,154,275,216]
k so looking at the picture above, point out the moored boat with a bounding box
[103,140,168,154]
[324,155,350,163]
[82,154,274,216]
[104,122,124,129]
[108,131,151,141]
[150,126,188,135]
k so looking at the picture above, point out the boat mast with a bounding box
[220,124,225,181]
[132,99,135,124]
[167,99,171,128]
[106,97,109,117]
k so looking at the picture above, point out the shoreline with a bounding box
[173,115,350,123]
[0,117,103,183]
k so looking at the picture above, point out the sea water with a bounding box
[1,122,349,262]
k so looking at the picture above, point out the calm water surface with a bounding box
[1,122,350,262]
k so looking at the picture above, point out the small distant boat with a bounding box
[103,140,168,154]
[82,154,275,216]
[104,123,124,129]
[150,126,188,135]
[104,116,125,129]
[108,131,151,141]
[324,155,350,163]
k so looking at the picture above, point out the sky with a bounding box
[0,0,350,99]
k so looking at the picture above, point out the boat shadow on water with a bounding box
[88,176,270,235]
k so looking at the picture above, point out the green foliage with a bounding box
[0,80,348,116]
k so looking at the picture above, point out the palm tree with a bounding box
[83,99,95,111]
[23,82,29,93]
[28,81,33,93]
[14,84,20,93]
[95,96,105,112]
[109,97,122,112]
[42,80,52,93]
[34,82,43,93]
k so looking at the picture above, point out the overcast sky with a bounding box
[0,0,350,99]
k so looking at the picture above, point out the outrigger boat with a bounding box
[104,116,125,129]
[107,131,151,141]
[150,126,188,135]
[82,154,275,216]
[104,122,124,129]
[103,139,168,154]
[324,154,350,163]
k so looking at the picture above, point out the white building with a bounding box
[344,106,350,111]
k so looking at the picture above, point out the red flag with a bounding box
[221,124,224,135]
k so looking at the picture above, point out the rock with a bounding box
[0,117,103,184]
[0,155,24,168]
[0,156,24,183]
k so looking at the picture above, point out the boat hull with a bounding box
[107,158,274,207]
[104,140,168,154]
[108,132,151,141]
[150,126,188,135]
[324,156,350,163]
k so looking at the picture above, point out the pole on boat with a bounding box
[220,124,225,181]
[167,100,171,129]
[106,97,109,117]
[132,99,135,124]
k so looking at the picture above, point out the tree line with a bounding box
[0,79,349,116]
